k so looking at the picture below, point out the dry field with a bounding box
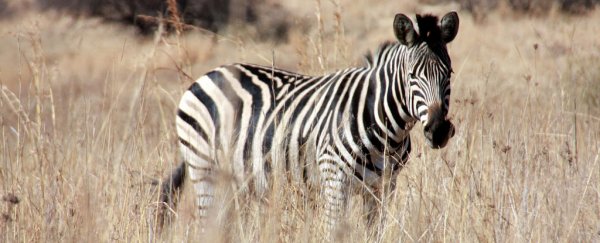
[1,0,600,242]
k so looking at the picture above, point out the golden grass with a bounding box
[1,1,600,242]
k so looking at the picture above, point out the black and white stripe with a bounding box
[167,11,459,231]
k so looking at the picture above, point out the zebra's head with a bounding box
[394,12,459,149]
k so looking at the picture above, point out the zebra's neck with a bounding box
[364,44,417,147]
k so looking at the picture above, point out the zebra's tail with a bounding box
[156,161,186,232]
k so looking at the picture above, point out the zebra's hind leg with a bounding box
[188,164,215,231]
[318,158,349,241]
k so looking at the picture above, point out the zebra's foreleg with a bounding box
[363,162,397,238]
[362,176,397,240]
[363,190,381,228]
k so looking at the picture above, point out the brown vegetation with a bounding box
[1,0,600,242]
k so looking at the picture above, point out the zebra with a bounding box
[158,11,459,235]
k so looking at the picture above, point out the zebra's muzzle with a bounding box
[423,119,454,149]
[423,103,454,149]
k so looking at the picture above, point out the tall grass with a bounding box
[1,1,600,242]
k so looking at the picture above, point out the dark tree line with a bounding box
[9,0,291,40]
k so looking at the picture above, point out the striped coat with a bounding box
[160,11,459,232]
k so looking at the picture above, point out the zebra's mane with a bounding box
[363,41,395,67]
[416,14,451,66]
[415,14,442,44]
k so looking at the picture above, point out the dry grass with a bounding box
[1,0,600,242]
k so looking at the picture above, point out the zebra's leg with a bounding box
[364,138,410,238]
[363,175,398,240]
[362,188,381,228]
[187,163,215,230]
[177,132,217,230]
[363,141,408,238]
[318,157,349,239]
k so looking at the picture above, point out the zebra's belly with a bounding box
[205,132,320,197]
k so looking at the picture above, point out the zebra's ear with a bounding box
[393,13,418,47]
[440,11,459,43]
